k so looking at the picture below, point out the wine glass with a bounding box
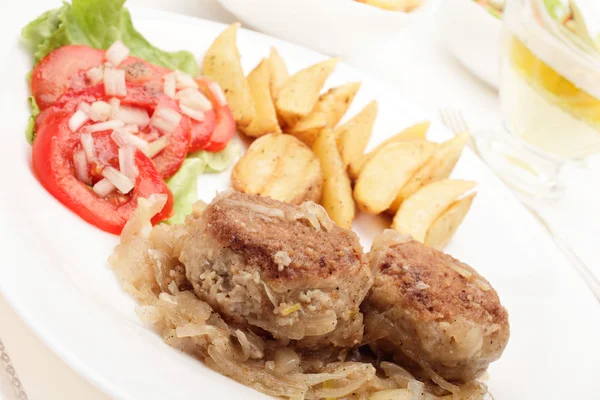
[474,0,600,201]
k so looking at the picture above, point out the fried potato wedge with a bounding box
[392,179,477,242]
[354,140,437,214]
[240,59,281,137]
[388,131,470,213]
[268,47,289,100]
[335,100,378,167]
[348,121,430,179]
[425,192,476,250]
[289,82,361,146]
[275,58,339,127]
[202,23,255,127]
[312,128,355,229]
[232,133,322,204]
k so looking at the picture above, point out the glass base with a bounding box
[471,129,566,203]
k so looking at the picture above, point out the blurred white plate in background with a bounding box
[216,0,440,60]
[437,0,503,88]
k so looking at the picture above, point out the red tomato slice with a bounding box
[189,108,216,152]
[32,109,173,235]
[120,56,171,84]
[31,45,105,110]
[120,59,216,152]
[38,84,191,179]
[197,78,236,152]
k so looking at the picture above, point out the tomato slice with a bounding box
[120,56,171,84]
[197,78,236,152]
[120,59,216,152]
[38,84,191,179]
[32,109,173,235]
[32,45,217,153]
[31,45,105,110]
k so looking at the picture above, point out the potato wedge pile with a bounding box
[203,23,475,248]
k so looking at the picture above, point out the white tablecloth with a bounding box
[0,0,598,399]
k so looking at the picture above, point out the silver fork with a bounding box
[439,107,600,301]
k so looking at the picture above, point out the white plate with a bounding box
[216,0,440,61]
[0,7,599,400]
[437,0,502,88]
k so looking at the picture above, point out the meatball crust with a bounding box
[180,191,372,348]
[362,230,509,383]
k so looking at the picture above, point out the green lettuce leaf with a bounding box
[21,0,198,74]
[25,96,40,144]
[165,143,239,224]
[165,158,207,225]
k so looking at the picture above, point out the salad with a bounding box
[22,0,238,233]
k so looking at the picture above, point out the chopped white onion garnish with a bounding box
[174,70,198,89]
[209,81,227,106]
[85,67,104,85]
[104,68,127,97]
[80,132,96,162]
[68,110,90,132]
[145,135,170,158]
[109,97,120,119]
[77,102,91,114]
[89,101,112,122]
[163,73,176,99]
[73,150,91,185]
[83,119,125,133]
[150,106,181,134]
[102,166,135,194]
[115,105,150,127]
[93,178,116,197]
[124,124,139,133]
[176,88,212,111]
[111,128,148,151]
[180,104,205,121]
[105,40,130,67]
[118,145,139,180]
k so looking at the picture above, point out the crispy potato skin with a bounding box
[231,133,322,205]
[202,23,255,127]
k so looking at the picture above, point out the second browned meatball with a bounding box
[362,230,510,383]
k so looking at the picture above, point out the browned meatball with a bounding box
[179,191,372,348]
[362,230,509,383]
